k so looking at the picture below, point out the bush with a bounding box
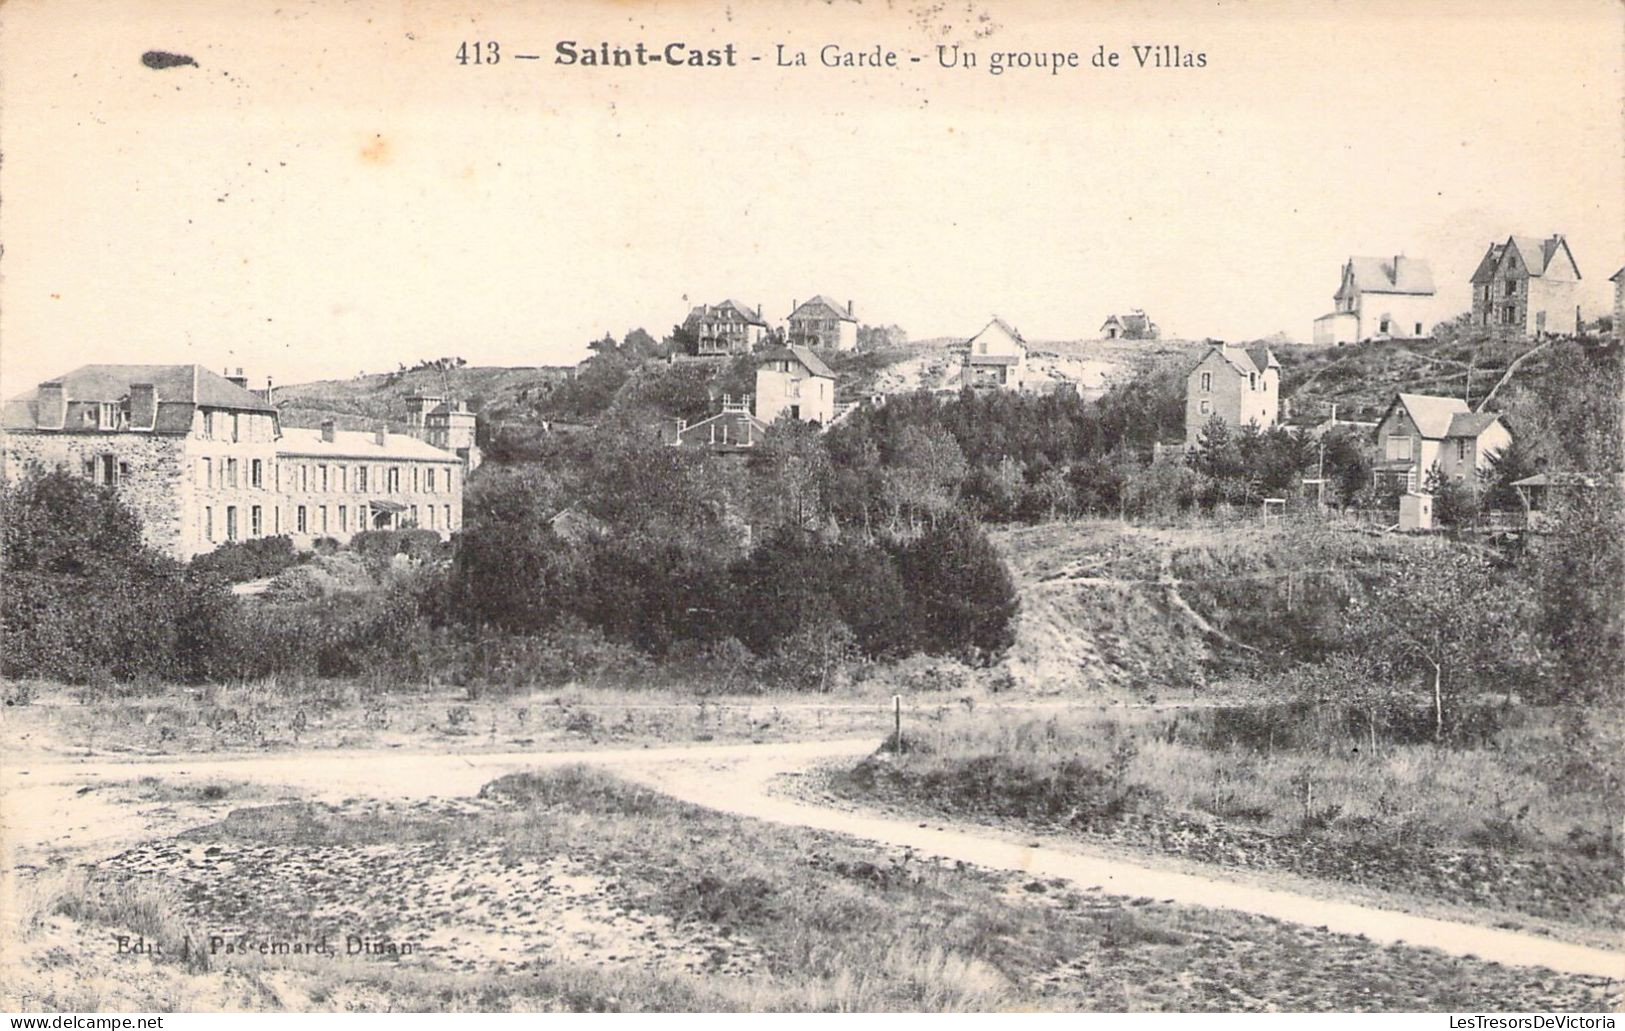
[190,536,300,583]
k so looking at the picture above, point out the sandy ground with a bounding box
[4,736,1622,988]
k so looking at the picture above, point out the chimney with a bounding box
[253,375,275,404]
[374,425,387,447]
[848,300,855,319]
[36,381,66,429]
[791,299,797,315]
[225,367,249,390]
[321,419,336,443]
[757,303,763,319]
[129,383,157,430]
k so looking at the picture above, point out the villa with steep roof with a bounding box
[1312,255,1437,346]
[1100,310,1159,341]
[1184,343,1280,445]
[959,317,1029,391]
[786,296,858,352]
[1371,393,1511,492]
[1,363,464,559]
[755,345,836,424]
[1470,234,1581,338]
[684,299,769,356]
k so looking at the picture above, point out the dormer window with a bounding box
[97,403,120,430]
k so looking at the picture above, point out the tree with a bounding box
[1534,481,1625,703]
[893,513,1018,660]
[1343,541,1525,740]
[2,470,146,575]
[1291,651,1404,756]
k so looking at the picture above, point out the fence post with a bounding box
[893,694,903,753]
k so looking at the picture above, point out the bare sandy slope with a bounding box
[5,738,1622,981]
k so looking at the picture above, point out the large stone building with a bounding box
[1312,255,1437,346]
[683,299,769,356]
[755,345,836,425]
[277,422,463,548]
[1469,234,1582,337]
[786,296,858,352]
[1184,343,1280,445]
[1,363,464,560]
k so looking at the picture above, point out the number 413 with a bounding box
[456,41,500,65]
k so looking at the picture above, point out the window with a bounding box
[387,466,400,492]
[205,506,214,541]
[1457,439,1468,461]
[1199,399,1211,415]
[444,505,452,529]
[1414,322,1423,336]
[319,505,329,533]
[299,464,309,492]
[226,506,238,542]
[274,507,280,534]
[409,505,419,527]
[339,505,348,532]
[297,506,307,533]
[339,466,348,492]
[427,468,436,493]
[1200,372,1211,392]
[226,458,238,487]
[98,403,119,430]
[201,457,212,488]
[1386,434,1413,461]
[203,411,215,438]
[427,506,436,529]
[251,506,262,537]
[231,413,240,442]
[251,459,263,488]
[320,465,329,492]
[357,466,369,492]
[1379,318,1391,335]
[1248,373,1257,390]
[412,466,420,492]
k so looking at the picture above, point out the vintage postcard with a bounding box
[0,0,1621,1018]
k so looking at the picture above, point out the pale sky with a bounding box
[1,0,1620,394]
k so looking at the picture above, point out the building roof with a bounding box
[1343,256,1435,296]
[1385,393,1473,439]
[1102,310,1156,332]
[1610,267,1624,284]
[686,299,768,327]
[964,353,1022,366]
[675,408,771,449]
[278,426,460,461]
[1203,343,1278,378]
[1472,235,1580,282]
[757,344,835,379]
[788,295,856,322]
[964,316,1027,353]
[6,364,274,412]
[1444,411,1504,438]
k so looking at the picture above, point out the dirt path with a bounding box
[5,738,1622,981]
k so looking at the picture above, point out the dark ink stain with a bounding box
[142,51,197,70]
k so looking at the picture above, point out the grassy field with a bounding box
[829,705,1624,936]
[0,679,916,761]
[9,767,1618,1012]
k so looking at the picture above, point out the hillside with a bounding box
[272,364,577,431]
[272,337,1189,434]
[990,518,1424,699]
[1275,334,1560,423]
